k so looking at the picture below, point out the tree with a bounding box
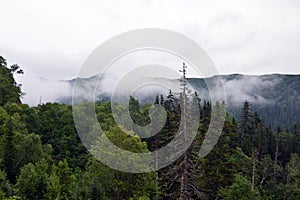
[198,113,247,199]
[89,125,157,200]
[46,160,76,200]
[0,170,14,199]
[239,102,265,191]
[17,159,49,199]
[292,124,300,154]
[37,103,88,169]
[1,108,51,184]
[285,153,300,199]
[220,174,262,200]
[0,56,23,106]
[239,101,254,156]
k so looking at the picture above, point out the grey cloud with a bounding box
[223,76,280,105]
[16,74,71,106]
[1,0,300,101]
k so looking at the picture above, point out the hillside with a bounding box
[61,73,300,130]
[1,55,300,199]
[188,74,300,130]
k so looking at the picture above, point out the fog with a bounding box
[193,75,281,107]
[15,74,71,106]
[222,75,280,105]
[16,72,282,108]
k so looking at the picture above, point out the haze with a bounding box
[1,0,299,105]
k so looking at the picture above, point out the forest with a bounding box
[0,55,300,199]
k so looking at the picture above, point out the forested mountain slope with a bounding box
[1,55,299,199]
[64,73,300,130]
[188,74,300,130]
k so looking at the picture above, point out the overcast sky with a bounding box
[1,0,300,80]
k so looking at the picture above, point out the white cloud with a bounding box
[15,73,71,106]
[0,0,299,105]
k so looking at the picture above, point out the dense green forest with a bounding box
[0,56,300,199]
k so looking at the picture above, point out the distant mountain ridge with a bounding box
[58,73,300,130]
[187,74,300,130]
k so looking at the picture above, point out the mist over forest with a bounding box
[18,72,300,130]
[0,55,300,199]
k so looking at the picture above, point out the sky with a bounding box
[0,0,300,104]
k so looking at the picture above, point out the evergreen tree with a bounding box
[17,159,49,199]
[0,56,23,106]
[219,174,262,200]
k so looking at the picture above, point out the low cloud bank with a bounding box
[16,73,282,107]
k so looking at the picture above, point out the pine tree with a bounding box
[220,174,262,200]
[0,56,23,106]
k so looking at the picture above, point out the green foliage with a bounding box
[0,105,52,184]
[17,159,49,199]
[85,158,156,200]
[1,56,300,199]
[37,103,89,169]
[46,160,76,200]
[89,123,157,199]
[220,174,262,200]
[188,74,300,130]
[0,56,23,106]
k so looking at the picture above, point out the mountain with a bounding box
[57,73,300,130]
[188,74,300,130]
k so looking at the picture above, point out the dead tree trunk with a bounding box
[179,63,188,200]
[251,147,258,191]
